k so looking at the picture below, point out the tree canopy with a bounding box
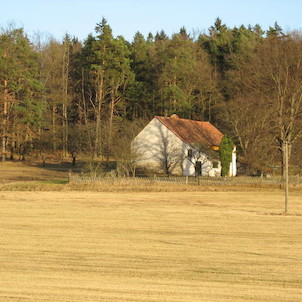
[1,19,302,175]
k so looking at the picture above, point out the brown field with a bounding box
[0,161,71,184]
[0,190,301,302]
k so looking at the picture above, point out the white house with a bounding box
[132,114,236,177]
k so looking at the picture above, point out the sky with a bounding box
[0,0,301,42]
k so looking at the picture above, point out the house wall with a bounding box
[182,148,221,177]
[132,118,222,176]
[132,118,185,174]
[229,146,237,176]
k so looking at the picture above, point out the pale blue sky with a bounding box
[0,0,301,42]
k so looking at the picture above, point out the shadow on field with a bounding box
[0,160,84,183]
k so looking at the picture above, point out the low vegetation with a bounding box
[1,161,302,192]
[1,161,301,192]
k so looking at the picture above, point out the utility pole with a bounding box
[284,140,289,214]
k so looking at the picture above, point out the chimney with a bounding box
[170,114,179,119]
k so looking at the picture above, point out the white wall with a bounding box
[182,147,221,177]
[229,146,237,176]
[132,118,184,174]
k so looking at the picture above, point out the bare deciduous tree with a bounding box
[224,32,302,174]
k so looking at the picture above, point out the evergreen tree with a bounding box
[179,26,190,40]
[0,26,44,161]
[157,33,215,119]
[155,30,169,42]
[266,22,283,37]
[128,32,150,118]
[219,135,234,176]
[199,18,233,75]
[76,18,134,158]
[147,32,154,43]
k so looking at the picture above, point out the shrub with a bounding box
[219,135,234,177]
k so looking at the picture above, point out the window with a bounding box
[212,161,219,169]
[196,161,202,175]
[187,149,193,159]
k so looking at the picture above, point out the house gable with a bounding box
[132,117,185,169]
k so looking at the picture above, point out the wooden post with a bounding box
[284,141,289,214]
[197,174,200,186]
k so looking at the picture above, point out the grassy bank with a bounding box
[0,178,295,192]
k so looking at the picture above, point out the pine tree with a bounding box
[77,18,134,158]
[157,33,214,119]
[0,26,44,161]
[128,32,154,118]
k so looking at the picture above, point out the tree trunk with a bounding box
[10,133,15,160]
[62,102,68,157]
[284,140,289,213]
[95,106,101,158]
[2,80,8,162]
[52,104,57,151]
[108,93,114,156]
[62,42,70,157]
[94,73,104,158]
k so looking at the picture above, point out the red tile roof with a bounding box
[155,114,223,147]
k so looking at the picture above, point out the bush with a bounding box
[219,135,234,177]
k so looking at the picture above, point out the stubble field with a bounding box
[0,190,301,302]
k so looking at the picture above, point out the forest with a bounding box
[0,18,301,175]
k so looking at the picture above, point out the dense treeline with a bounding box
[0,18,302,175]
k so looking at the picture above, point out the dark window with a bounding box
[212,161,219,168]
[196,161,202,175]
[187,149,193,159]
